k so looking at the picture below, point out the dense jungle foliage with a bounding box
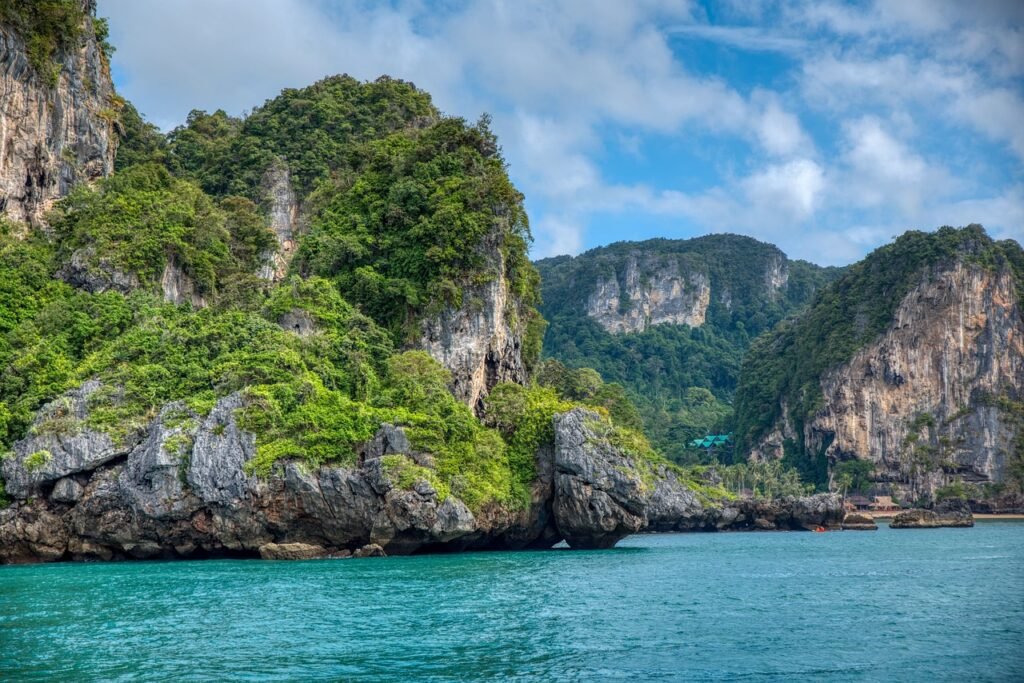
[732,225,1024,486]
[536,235,841,463]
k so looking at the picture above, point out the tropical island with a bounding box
[1,1,1022,564]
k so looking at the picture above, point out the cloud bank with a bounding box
[101,0,1023,265]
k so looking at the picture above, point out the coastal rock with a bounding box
[1,381,126,499]
[551,409,647,548]
[841,511,878,530]
[353,543,386,558]
[259,542,327,560]
[891,500,975,529]
[0,1,117,226]
[646,492,844,532]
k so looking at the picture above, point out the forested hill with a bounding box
[733,225,1024,493]
[535,234,842,462]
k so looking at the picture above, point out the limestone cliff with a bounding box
[0,1,117,226]
[419,230,530,413]
[741,228,1024,499]
[257,161,300,282]
[808,263,1022,494]
[586,255,711,334]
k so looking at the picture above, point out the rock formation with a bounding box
[586,255,711,334]
[419,230,529,412]
[841,511,878,530]
[0,1,117,226]
[753,261,1024,499]
[257,161,300,282]
[0,396,847,564]
[890,499,975,528]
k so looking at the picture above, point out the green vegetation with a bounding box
[52,164,275,300]
[536,234,840,463]
[24,449,52,472]
[734,226,1024,487]
[0,72,604,515]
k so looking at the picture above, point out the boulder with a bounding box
[551,409,647,549]
[891,500,974,529]
[841,511,878,530]
[259,542,327,560]
[353,543,386,558]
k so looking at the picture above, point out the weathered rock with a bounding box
[160,255,206,308]
[186,393,258,506]
[419,231,529,413]
[1,381,127,499]
[56,246,140,293]
[891,499,975,529]
[50,477,84,504]
[259,542,327,560]
[551,409,647,548]
[362,424,411,461]
[353,543,386,558]
[5,388,811,564]
[754,261,1024,499]
[586,254,711,334]
[258,161,300,282]
[646,491,844,532]
[841,511,878,530]
[0,1,117,226]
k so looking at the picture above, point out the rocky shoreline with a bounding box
[0,388,847,564]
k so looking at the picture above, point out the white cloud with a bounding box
[98,0,1022,266]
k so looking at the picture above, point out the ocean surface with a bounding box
[2,521,1022,682]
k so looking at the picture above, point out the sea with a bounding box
[2,521,1022,681]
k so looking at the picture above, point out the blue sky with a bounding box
[100,0,1023,265]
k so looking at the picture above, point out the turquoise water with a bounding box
[2,522,1023,682]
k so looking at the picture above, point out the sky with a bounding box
[99,0,1023,265]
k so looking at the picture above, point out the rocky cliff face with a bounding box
[586,255,711,334]
[420,231,529,413]
[0,395,644,563]
[0,2,117,226]
[754,262,1024,496]
[257,161,300,282]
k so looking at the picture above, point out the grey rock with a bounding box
[279,309,316,336]
[119,402,199,520]
[551,409,647,549]
[187,394,258,505]
[56,247,139,294]
[363,424,411,461]
[50,478,83,504]
[1,381,127,499]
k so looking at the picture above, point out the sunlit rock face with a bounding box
[0,1,117,227]
[755,262,1024,495]
[586,255,712,334]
